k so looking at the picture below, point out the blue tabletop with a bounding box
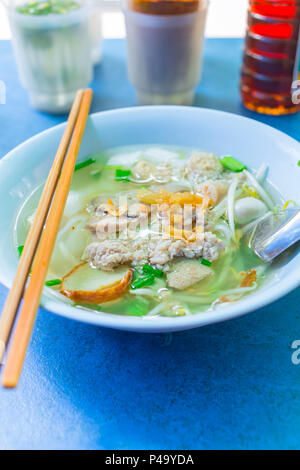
[0,38,300,450]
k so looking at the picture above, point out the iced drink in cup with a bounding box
[6,0,92,113]
[124,0,208,105]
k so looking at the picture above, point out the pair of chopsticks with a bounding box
[0,88,93,388]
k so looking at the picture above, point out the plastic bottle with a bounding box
[241,0,300,115]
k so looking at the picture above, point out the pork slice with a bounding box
[185,152,223,182]
[84,240,132,271]
[167,260,213,290]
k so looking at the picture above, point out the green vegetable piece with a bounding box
[45,279,62,287]
[115,168,131,182]
[105,165,122,170]
[142,264,164,278]
[115,169,131,176]
[220,156,247,172]
[201,258,212,267]
[115,178,130,182]
[36,2,51,13]
[18,245,24,257]
[127,298,149,316]
[16,0,79,15]
[298,160,300,167]
[74,158,96,172]
[131,274,155,290]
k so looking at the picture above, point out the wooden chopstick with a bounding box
[2,89,93,388]
[0,89,84,366]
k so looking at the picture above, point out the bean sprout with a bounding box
[244,170,274,210]
[146,303,166,316]
[256,163,268,183]
[227,176,239,239]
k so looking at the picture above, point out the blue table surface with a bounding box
[0,38,300,450]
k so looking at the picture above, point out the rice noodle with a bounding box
[57,214,87,240]
[209,298,232,310]
[217,283,258,296]
[58,241,78,266]
[244,170,274,210]
[173,283,257,304]
[171,295,214,305]
[209,249,235,291]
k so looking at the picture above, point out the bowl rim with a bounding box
[1,105,299,332]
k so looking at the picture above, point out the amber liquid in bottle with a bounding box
[241,0,300,115]
[128,0,200,15]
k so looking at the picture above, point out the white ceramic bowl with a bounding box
[0,107,299,332]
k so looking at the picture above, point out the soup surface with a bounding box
[16,145,287,318]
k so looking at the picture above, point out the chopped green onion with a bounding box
[105,165,123,170]
[45,279,61,287]
[201,258,212,267]
[18,245,24,257]
[142,264,164,278]
[298,160,300,167]
[115,168,131,182]
[116,169,131,176]
[220,156,247,172]
[75,158,96,172]
[131,274,155,290]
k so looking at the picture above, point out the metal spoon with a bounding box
[248,207,300,262]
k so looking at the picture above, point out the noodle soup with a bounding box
[15,145,287,318]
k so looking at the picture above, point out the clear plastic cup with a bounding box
[6,1,93,113]
[89,8,103,65]
[124,0,208,105]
